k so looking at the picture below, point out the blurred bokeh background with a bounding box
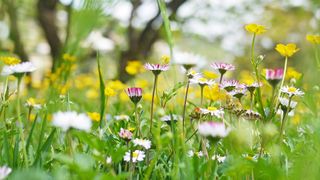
[0,0,319,84]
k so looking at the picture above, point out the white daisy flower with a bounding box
[190,76,215,87]
[280,86,304,97]
[173,51,207,70]
[0,166,12,180]
[52,111,92,132]
[1,62,36,76]
[160,114,182,123]
[106,156,112,164]
[114,115,130,121]
[197,151,204,157]
[279,97,297,109]
[123,150,145,163]
[199,107,224,119]
[133,138,151,149]
[187,150,194,157]
[198,122,230,138]
[212,155,226,163]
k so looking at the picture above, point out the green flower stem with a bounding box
[16,76,29,167]
[150,75,158,134]
[200,85,204,106]
[135,103,141,136]
[279,97,292,142]
[250,34,265,118]
[313,45,320,71]
[277,56,288,104]
[182,80,190,134]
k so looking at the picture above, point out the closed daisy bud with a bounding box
[265,68,283,87]
[125,87,142,104]
[118,128,132,141]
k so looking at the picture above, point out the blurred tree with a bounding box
[3,0,28,61]
[37,0,62,70]
[117,0,187,82]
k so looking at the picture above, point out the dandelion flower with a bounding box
[133,138,151,149]
[275,43,299,58]
[52,111,92,132]
[123,150,145,163]
[1,62,36,76]
[245,23,266,35]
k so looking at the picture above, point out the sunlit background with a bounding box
[0,0,319,83]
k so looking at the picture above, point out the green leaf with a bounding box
[157,0,174,58]
[97,53,106,129]
[26,113,38,153]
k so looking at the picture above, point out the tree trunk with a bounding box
[5,0,28,61]
[37,0,61,70]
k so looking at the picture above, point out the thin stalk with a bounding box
[277,57,288,103]
[279,97,292,142]
[150,75,158,134]
[250,92,254,110]
[250,34,265,118]
[182,80,190,133]
[16,77,29,167]
[200,85,204,106]
[135,103,141,136]
[219,74,224,84]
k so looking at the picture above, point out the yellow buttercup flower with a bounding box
[104,87,116,97]
[161,55,170,64]
[108,80,126,91]
[286,67,302,80]
[245,24,266,35]
[0,56,21,65]
[275,43,299,57]
[203,70,218,79]
[86,89,99,99]
[306,34,320,44]
[136,79,149,88]
[87,112,100,122]
[63,53,77,62]
[125,60,144,75]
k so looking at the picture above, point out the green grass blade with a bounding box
[3,129,12,166]
[157,0,174,58]
[13,133,20,168]
[97,53,106,129]
[26,113,38,153]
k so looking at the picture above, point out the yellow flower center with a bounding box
[0,56,21,65]
[161,55,170,64]
[207,106,217,111]
[198,78,207,83]
[132,152,138,158]
[288,87,297,92]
